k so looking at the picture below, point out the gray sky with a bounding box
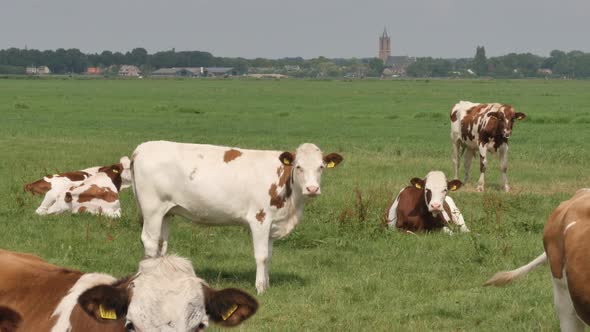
[1,0,589,59]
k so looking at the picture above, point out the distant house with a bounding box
[246,74,288,79]
[204,67,234,77]
[26,66,51,75]
[284,65,301,71]
[151,67,204,77]
[538,68,553,76]
[118,65,141,77]
[86,67,102,75]
[384,56,415,76]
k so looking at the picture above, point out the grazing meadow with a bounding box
[1,77,589,331]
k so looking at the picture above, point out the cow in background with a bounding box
[386,171,469,234]
[0,249,258,331]
[131,141,344,293]
[485,189,590,332]
[45,161,131,218]
[31,157,131,216]
[450,101,526,192]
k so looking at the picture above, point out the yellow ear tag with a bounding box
[327,161,335,168]
[112,169,119,173]
[283,159,290,165]
[99,304,117,320]
[415,183,422,189]
[517,115,524,120]
[222,304,238,321]
[450,185,457,191]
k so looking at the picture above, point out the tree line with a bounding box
[1,46,589,78]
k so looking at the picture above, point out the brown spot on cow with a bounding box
[255,209,266,223]
[450,109,458,122]
[24,179,52,195]
[460,104,489,142]
[268,184,284,209]
[77,185,118,203]
[60,171,91,182]
[78,206,87,214]
[223,149,242,163]
[390,186,449,232]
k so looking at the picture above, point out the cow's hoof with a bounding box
[504,185,511,192]
[476,185,484,192]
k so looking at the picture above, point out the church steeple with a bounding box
[379,27,391,64]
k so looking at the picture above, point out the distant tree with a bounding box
[367,58,384,77]
[473,46,488,76]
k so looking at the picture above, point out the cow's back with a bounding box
[132,141,284,224]
[0,250,82,331]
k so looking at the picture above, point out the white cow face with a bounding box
[410,171,462,216]
[279,143,343,197]
[77,256,258,332]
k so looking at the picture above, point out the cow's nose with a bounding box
[306,186,319,194]
[430,202,441,210]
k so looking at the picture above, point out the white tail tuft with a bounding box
[484,252,547,287]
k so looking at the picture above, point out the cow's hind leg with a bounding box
[250,221,272,294]
[499,144,510,192]
[141,204,174,258]
[476,146,488,192]
[463,148,475,185]
[552,276,584,332]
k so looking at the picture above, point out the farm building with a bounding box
[26,66,51,75]
[151,67,203,78]
[118,65,141,77]
[85,67,102,75]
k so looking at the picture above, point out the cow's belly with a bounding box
[168,204,247,226]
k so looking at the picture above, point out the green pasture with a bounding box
[1,78,589,331]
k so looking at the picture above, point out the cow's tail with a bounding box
[484,252,547,286]
[130,152,144,225]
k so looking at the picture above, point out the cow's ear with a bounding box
[111,164,122,174]
[203,285,258,327]
[279,152,295,166]
[77,284,129,323]
[410,178,425,190]
[488,112,500,120]
[120,156,131,169]
[323,153,343,168]
[514,112,526,120]
[64,192,73,203]
[0,306,22,332]
[448,179,463,191]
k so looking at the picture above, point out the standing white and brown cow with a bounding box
[386,171,469,234]
[485,189,590,331]
[0,249,258,332]
[29,157,132,215]
[45,161,132,218]
[131,141,344,294]
[450,101,526,192]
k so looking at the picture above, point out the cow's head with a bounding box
[488,106,526,139]
[0,306,21,332]
[98,157,132,192]
[410,171,462,216]
[78,256,258,332]
[279,143,343,197]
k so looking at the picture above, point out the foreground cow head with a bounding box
[0,306,21,332]
[278,143,343,197]
[487,106,526,139]
[410,171,462,216]
[77,256,258,331]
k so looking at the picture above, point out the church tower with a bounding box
[379,27,391,64]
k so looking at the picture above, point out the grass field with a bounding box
[1,77,590,331]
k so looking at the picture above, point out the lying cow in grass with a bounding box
[485,188,590,331]
[131,141,344,293]
[386,171,469,234]
[450,101,526,192]
[29,157,132,216]
[0,249,258,332]
[44,161,131,218]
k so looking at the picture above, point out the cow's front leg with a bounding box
[552,277,585,332]
[499,144,510,192]
[35,187,60,215]
[463,148,475,184]
[476,146,488,192]
[452,140,460,180]
[251,223,272,294]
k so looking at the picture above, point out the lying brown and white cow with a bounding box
[44,162,131,218]
[30,157,132,215]
[0,306,21,332]
[131,141,343,293]
[0,249,258,332]
[386,171,469,234]
[450,101,526,192]
[485,189,590,331]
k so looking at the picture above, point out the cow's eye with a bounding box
[296,166,302,170]
[125,321,135,331]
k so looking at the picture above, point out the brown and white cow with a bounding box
[131,141,343,293]
[450,101,526,192]
[31,157,132,215]
[45,162,131,218]
[0,249,258,332]
[485,189,590,331]
[386,171,469,234]
[0,306,21,332]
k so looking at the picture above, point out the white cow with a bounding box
[33,157,132,215]
[46,161,132,218]
[131,141,344,294]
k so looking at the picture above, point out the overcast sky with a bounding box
[1,0,589,59]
